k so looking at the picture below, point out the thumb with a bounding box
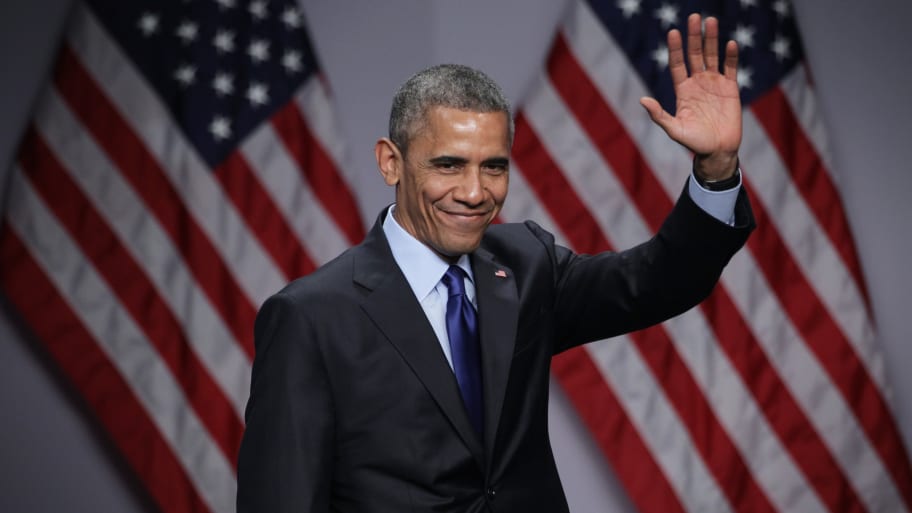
[639,97,674,135]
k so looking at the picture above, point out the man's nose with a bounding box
[454,168,484,205]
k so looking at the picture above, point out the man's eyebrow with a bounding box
[482,157,510,167]
[428,155,469,166]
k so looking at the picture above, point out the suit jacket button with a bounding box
[486,487,496,500]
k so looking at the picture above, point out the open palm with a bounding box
[640,14,742,180]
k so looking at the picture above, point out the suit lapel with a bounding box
[471,249,518,464]
[353,214,485,469]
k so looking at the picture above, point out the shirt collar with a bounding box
[383,205,474,301]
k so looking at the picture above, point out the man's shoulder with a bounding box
[274,244,361,303]
[481,219,556,256]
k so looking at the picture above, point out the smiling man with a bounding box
[238,15,754,513]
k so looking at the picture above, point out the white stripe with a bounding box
[501,163,729,511]
[6,168,236,513]
[723,243,906,513]
[293,76,354,192]
[34,88,251,417]
[778,66,835,176]
[523,74,825,513]
[742,110,884,388]
[67,5,286,308]
[240,94,350,266]
[562,4,906,511]
[565,2,877,388]
[584,337,733,513]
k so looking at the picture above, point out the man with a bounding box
[238,14,753,513]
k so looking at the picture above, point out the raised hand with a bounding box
[640,13,741,181]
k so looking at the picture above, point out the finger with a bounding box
[686,13,705,72]
[667,29,687,86]
[723,40,739,81]
[703,16,719,72]
[639,97,674,135]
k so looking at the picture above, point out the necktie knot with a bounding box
[442,265,467,298]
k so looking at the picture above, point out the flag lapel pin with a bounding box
[494,270,507,278]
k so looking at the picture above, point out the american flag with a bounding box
[0,1,362,512]
[3,1,911,513]
[502,0,912,512]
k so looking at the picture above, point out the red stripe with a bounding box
[54,44,256,358]
[552,349,687,513]
[271,100,365,245]
[750,89,870,306]
[547,31,880,512]
[744,183,912,510]
[512,115,683,512]
[18,128,243,468]
[0,223,212,513]
[514,114,775,513]
[215,151,317,279]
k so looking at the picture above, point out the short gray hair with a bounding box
[388,64,514,155]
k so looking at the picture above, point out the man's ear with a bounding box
[375,138,402,186]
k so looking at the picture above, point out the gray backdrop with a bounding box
[1,1,910,512]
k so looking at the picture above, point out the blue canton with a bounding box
[87,0,319,167]
[587,0,803,114]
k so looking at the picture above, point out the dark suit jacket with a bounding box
[237,184,754,513]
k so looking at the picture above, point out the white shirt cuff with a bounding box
[688,171,741,226]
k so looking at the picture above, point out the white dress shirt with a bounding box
[382,176,740,369]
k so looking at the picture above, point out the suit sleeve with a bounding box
[550,182,754,352]
[237,292,334,513]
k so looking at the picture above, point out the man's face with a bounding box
[377,106,510,261]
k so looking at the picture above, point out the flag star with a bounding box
[739,0,757,8]
[212,72,234,96]
[214,0,235,9]
[737,67,753,89]
[249,0,268,20]
[209,116,232,141]
[282,6,302,29]
[617,0,641,18]
[654,4,679,29]
[174,64,196,86]
[773,0,790,17]
[651,43,669,69]
[213,29,235,53]
[247,39,270,63]
[771,35,791,61]
[175,21,198,44]
[732,24,756,49]
[246,82,270,106]
[137,12,160,36]
[282,50,302,73]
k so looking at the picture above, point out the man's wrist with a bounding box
[693,162,741,191]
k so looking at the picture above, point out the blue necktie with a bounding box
[442,265,484,439]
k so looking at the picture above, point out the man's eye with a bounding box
[484,164,508,174]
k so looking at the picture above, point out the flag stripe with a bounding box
[4,169,236,513]
[214,151,318,280]
[749,89,869,304]
[513,115,774,512]
[53,43,257,357]
[66,5,288,307]
[17,127,244,467]
[239,105,352,267]
[270,101,365,246]
[543,34,844,512]
[557,6,912,510]
[0,225,212,513]
[521,69,859,512]
[552,348,688,513]
[546,4,908,510]
[741,108,879,386]
[743,182,912,511]
[32,86,251,416]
